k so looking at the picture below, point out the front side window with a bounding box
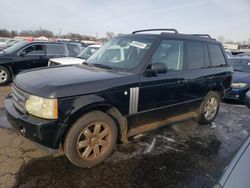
[208,44,226,67]
[187,41,205,70]
[21,45,45,55]
[151,40,184,72]
[87,37,154,71]
[46,44,68,56]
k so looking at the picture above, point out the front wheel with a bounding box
[194,91,221,124]
[0,66,11,85]
[64,111,117,168]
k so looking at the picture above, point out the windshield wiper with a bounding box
[92,63,112,70]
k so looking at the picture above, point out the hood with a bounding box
[50,57,85,65]
[233,71,250,85]
[14,65,130,98]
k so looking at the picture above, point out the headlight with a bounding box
[25,95,58,119]
[231,83,248,89]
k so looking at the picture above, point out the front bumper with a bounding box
[244,91,250,109]
[4,96,66,149]
[224,87,249,102]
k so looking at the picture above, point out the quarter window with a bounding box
[152,40,184,71]
[187,41,205,70]
[208,44,226,67]
[46,44,68,56]
[21,45,45,55]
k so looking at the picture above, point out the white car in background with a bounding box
[48,44,102,66]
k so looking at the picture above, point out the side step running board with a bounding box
[127,112,197,138]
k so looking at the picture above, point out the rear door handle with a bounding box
[209,76,214,80]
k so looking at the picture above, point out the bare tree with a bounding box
[218,36,225,42]
[105,31,116,40]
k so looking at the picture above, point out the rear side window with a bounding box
[46,44,68,56]
[208,44,226,67]
[187,41,205,70]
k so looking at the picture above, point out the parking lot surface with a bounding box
[0,86,249,188]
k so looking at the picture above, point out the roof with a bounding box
[116,29,218,43]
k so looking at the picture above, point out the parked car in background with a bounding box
[235,52,250,58]
[0,37,10,46]
[48,44,101,66]
[0,41,75,85]
[213,136,250,188]
[5,29,233,167]
[224,57,250,102]
[0,39,22,50]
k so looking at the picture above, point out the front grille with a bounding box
[11,85,29,113]
[49,60,61,66]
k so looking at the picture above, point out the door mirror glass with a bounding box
[151,62,168,74]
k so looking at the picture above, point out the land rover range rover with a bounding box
[5,29,233,167]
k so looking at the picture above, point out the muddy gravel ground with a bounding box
[0,86,250,188]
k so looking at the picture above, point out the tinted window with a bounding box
[21,45,45,55]
[152,40,183,71]
[46,44,68,55]
[187,41,205,70]
[208,44,226,67]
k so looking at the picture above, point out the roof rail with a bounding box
[190,34,212,38]
[132,29,178,34]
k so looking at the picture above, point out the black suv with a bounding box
[0,41,81,85]
[5,29,233,167]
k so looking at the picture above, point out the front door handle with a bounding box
[178,79,188,84]
[209,76,214,80]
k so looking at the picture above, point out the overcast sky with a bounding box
[0,0,249,41]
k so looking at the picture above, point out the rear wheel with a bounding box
[0,66,11,85]
[194,91,221,124]
[64,111,117,168]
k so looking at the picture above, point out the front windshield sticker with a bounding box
[248,63,250,65]
[130,41,147,49]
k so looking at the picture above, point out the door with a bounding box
[137,39,190,126]
[14,44,46,72]
[185,41,211,110]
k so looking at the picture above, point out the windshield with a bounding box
[231,59,250,73]
[87,37,154,71]
[78,46,100,60]
[3,41,28,54]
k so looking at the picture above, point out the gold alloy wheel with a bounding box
[76,122,111,160]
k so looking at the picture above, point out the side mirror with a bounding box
[19,51,27,56]
[151,62,168,74]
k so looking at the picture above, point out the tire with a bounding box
[0,65,11,85]
[194,91,221,124]
[64,111,117,168]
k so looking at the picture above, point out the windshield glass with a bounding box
[231,59,250,73]
[3,41,28,54]
[78,46,100,60]
[87,37,154,71]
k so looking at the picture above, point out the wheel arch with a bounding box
[61,104,128,147]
